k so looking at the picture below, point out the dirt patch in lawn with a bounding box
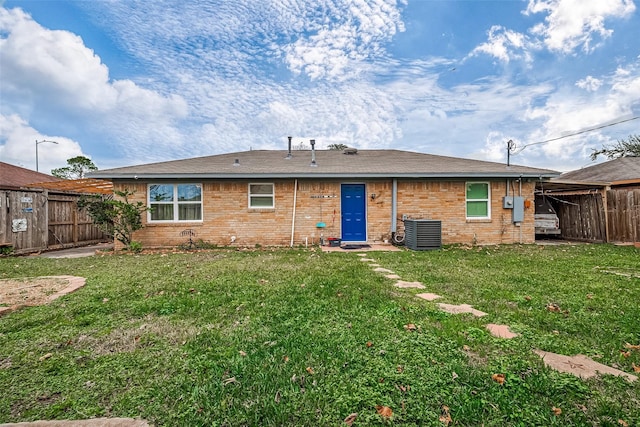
[0,276,86,316]
[73,315,199,356]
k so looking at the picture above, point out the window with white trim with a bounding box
[248,183,274,208]
[466,182,490,219]
[148,184,202,222]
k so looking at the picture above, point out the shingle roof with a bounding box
[557,157,640,184]
[90,149,559,180]
[0,161,62,188]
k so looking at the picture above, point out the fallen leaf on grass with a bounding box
[39,353,52,361]
[586,293,593,299]
[546,303,561,312]
[632,363,640,373]
[239,350,247,357]
[344,413,358,426]
[366,341,373,348]
[274,390,281,403]
[618,420,629,427]
[524,295,532,301]
[552,406,562,416]
[620,350,631,358]
[306,367,314,375]
[439,405,452,425]
[491,373,505,385]
[376,405,393,419]
[624,343,640,350]
[404,324,417,331]
[397,365,404,373]
[283,356,290,363]
[102,298,109,303]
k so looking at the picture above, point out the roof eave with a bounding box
[91,172,560,180]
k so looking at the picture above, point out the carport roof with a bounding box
[557,156,640,185]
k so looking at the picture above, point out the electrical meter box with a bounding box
[503,196,525,222]
[503,196,514,209]
[512,196,525,222]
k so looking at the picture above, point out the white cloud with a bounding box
[0,6,189,166]
[521,65,640,167]
[470,25,535,63]
[281,0,406,80]
[525,0,636,54]
[0,114,86,174]
[575,76,602,92]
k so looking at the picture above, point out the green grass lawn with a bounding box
[0,244,638,426]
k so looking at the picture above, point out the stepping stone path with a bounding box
[534,350,637,382]
[437,303,487,317]
[416,293,442,301]
[352,253,637,382]
[486,323,520,339]
[394,280,426,289]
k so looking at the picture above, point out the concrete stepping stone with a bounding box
[534,349,637,382]
[416,293,442,301]
[374,267,394,274]
[369,263,381,267]
[486,324,520,339]
[394,280,425,289]
[356,254,367,257]
[385,274,401,279]
[360,258,376,262]
[437,303,487,317]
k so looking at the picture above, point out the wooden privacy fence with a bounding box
[555,193,607,242]
[1,189,109,254]
[607,188,640,243]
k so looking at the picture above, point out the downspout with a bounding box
[290,179,298,247]
[391,179,398,233]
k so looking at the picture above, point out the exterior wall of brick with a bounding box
[113,178,537,249]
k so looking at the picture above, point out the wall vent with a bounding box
[404,219,442,250]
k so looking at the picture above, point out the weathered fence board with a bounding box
[556,193,607,242]
[607,189,640,243]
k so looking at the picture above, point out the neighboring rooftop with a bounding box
[558,156,640,185]
[0,161,62,189]
[90,149,560,179]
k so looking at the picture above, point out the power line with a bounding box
[510,115,640,156]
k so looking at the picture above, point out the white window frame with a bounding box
[465,181,491,219]
[148,183,203,223]
[248,183,275,209]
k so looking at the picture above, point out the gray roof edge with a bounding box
[91,172,560,180]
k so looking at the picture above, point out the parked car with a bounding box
[535,197,561,235]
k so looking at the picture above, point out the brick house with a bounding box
[90,147,559,248]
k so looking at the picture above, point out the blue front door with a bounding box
[341,184,366,242]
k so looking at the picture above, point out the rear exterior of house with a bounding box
[90,149,559,248]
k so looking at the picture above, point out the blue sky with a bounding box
[1,0,639,174]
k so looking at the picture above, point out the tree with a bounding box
[327,143,348,150]
[78,189,149,249]
[52,156,98,179]
[590,135,640,160]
